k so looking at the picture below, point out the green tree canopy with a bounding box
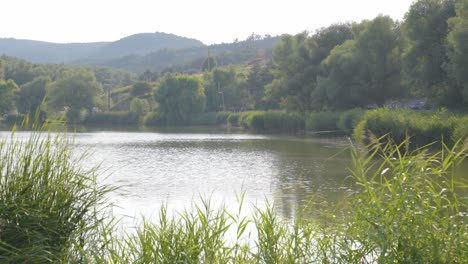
[129,98,149,117]
[317,16,402,109]
[0,79,19,114]
[47,70,103,122]
[402,0,457,104]
[202,55,217,72]
[15,76,49,114]
[131,81,153,97]
[447,0,468,104]
[154,74,205,125]
[246,63,275,110]
[266,24,353,112]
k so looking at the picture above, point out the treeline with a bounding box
[1,0,468,130]
[266,0,468,110]
[0,56,135,122]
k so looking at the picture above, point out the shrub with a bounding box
[240,111,305,133]
[215,111,230,125]
[337,108,366,131]
[227,111,306,133]
[305,111,340,132]
[190,112,231,126]
[142,111,166,126]
[353,108,466,149]
[227,112,241,126]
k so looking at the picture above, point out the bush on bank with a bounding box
[354,108,468,148]
[227,111,305,133]
[305,109,366,133]
[189,112,230,126]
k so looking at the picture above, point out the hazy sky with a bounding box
[1,0,413,44]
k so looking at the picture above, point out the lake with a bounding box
[69,129,353,223]
[0,126,354,224]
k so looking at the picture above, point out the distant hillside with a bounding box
[0,32,204,64]
[0,33,280,73]
[96,36,281,73]
[81,32,204,62]
[0,38,108,63]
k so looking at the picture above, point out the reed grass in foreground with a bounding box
[0,118,467,263]
[0,118,114,263]
[86,138,468,264]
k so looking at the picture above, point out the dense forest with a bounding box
[1,0,467,126]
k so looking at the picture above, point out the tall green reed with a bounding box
[0,113,114,263]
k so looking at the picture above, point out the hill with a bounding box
[0,38,108,63]
[80,32,204,62]
[0,32,204,64]
[94,35,280,73]
[0,33,280,73]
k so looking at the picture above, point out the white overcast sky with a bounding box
[1,0,414,44]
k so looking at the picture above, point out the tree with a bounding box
[315,41,363,109]
[266,32,319,111]
[130,81,153,97]
[47,70,103,122]
[402,0,457,104]
[318,16,402,109]
[138,69,160,82]
[203,67,250,112]
[313,23,354,62]
[265,25,354,112]
[15,76,49,114]
[154,74,205,125]
[447,0,468,105]
[353,16,403,106]
[246,63,275,109]
[129,98,149,117]
[202,55,217,72]
[0,79,19,114]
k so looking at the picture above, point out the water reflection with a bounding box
[70,131,353,221]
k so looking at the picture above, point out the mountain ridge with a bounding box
[0,32,204,64]
[0,32,280,73]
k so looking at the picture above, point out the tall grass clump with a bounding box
[0,115,113,262]
[306,111,341,132]
[337,108,366,131]
[227,111,305,133]
[305,109,366,136]
[354,108,468,149]
[238,111,305,133]
[337,137,468,263]
[227,112,242,126]
[190,112,231,126]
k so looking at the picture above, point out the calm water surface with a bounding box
[71,130,353,222]
[0,127,354,223]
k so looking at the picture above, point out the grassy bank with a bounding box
[306,108,365,135]
[227,111,305,133]
[225,109,365,134]
[1,119,466,263]
[354,108,468,149]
